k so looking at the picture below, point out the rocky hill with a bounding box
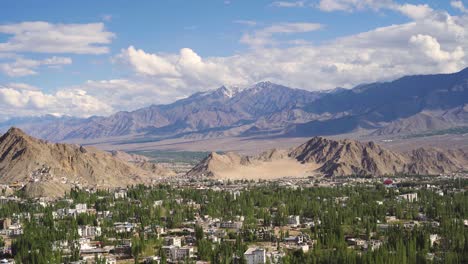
[187,137,468,178]
[0,128,174,197]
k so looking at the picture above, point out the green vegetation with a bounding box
[131,150,214,164]
[403,126,468,139]
[2,179,467,263]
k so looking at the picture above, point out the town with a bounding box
[0,174,466,263]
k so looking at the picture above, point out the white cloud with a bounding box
[409,34,464,71]
[117,46,180,77]
[76,79,187,110]
[115,8,467,95]
[317,0,436,21]
[317,0,393,12]
[396,4,435,20]
[0,21,114,54]
[0,84,113,118]
[117,46,249,90]
[3,3,468,119]
[240,22,323,47]
[451,1,467,13]
[0,56,72,77]
[271,1,306,8]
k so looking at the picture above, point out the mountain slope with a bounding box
[0,128,173,197]
[187,137,468,178]
[3,68,468,141]
[288,68,468,136]
[6,82,322,141]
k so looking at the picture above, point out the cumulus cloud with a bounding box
[451,1,467,13]
[0,56,72,77]
[0,21,114,54]
[116,8,468,94]
[409,34,464,71]
[117,46,249,90]
[396,4,435,20]
[3,3,468,119]
[75,79,188,110]
[0,84,113,118]
[117,46,180,77]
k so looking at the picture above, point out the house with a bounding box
[0,218,11,230]
[368,240,382,251]
[244,248,266,264]
[398,193,418,202]
[78,225,102,238]
[284,235,304,245]
[165,236,182,247]
[144,256,161,263]
[7,223,23,236]
[430,234,440,247]
[114,222,134,233]
[162,245,194,261]
[75,203,87,213]
[220,221,243,230]
[288,215,300,227]
[114,188,127,199]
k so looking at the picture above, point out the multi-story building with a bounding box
[78,225,102,238]
[244,248,266,264]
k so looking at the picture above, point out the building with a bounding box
[244,248,266,264]
[78,225,102,238]
[114,222,134,233]
[398,193,418,202]
[220,221,243,230]
[0,218,11,230]
[162,245,194,261]
[165,236,182,247]
[114,189,127,199]
[75,203,87,214]
[288,215,300,227]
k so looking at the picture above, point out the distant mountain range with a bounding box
[187,136,468,179]
[2,68,468,142]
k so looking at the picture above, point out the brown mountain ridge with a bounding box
[187,137,468,178]
[0,127,175,197]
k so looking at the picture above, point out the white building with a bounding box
[114,189,127,199]
[114,222,134,233]
[220,221,243,229]
[288,215,300,227]
[165,236,182,247]
[78,225,102,238]
[398,193,418,202]
[244,248,266,264]
[162,245,193,261]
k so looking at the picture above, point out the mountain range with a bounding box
[1,68,468,142]
[187,137,468,179]
[0,127,174,197]
[0,129,466,197]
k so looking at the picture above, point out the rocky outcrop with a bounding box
[0,128,174,197]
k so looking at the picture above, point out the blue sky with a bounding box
[0,0,467,119]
